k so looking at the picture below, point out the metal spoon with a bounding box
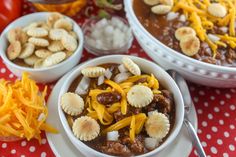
[28,0,76,4]
[167,70,206,157]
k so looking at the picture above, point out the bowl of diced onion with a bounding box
[82,17,133,56]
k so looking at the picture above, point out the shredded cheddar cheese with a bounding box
[102,113,147,141]
[86,74,160,141]
[0,73,58,142]
[217,14,231,26]
[104,80,127,115]
[130,115,136,142]
[124,74,159,90]
[172,0,236,58]
[227,1,235,36]
[107,103,121,113]
[87,89,114,125]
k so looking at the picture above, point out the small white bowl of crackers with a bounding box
[0,12,83,83]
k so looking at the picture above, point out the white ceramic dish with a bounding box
[82,16,134,56]
[46,64,197,157]
[124,0,236,88]
[0,12,84,83]
[57,55,184,157]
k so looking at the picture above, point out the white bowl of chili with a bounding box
[58,55,184,157]
[124,0,236,88]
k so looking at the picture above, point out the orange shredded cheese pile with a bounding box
[87,88,114,125]
[172,0,236,58]
[102,113,147,142]
[86,74,160,141]
[0,72,58,143]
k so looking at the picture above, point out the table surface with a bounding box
[0,1,236,157]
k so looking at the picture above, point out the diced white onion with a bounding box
[75,76,90,95]
[86,36,96,46]
[167,12,179,21]
[208,34,220,42]
[126,28,133,39]
[95,39,103,49]
[122,25,129,33]
[38,113,45,121]
[95,18,108,28]
[114,72,132,83]
[107,131,119,141]
[104,25,114,36]
[144,138,158,150]
[98,75,105,86]
[179,14,186,22]
[205,48,212,54]
[202,42,209,49]
[219,26,228,33]
[111,17,124,29]
[91,29,102,39]
[86,17,131,51]
[118,64,128,73]
[112,28,125,48]
[75,88,87,95]
[104,69,112,79]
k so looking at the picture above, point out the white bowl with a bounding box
[124,0,236,88]
[58,55,184,157]
[82,16,134,56]
[0,12,84,83]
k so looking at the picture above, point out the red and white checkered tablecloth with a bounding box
[0,1,236,157]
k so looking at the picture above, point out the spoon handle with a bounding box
[167,70,206,157]
[184,118,206,157]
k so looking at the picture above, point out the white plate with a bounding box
[46,69,198,157]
